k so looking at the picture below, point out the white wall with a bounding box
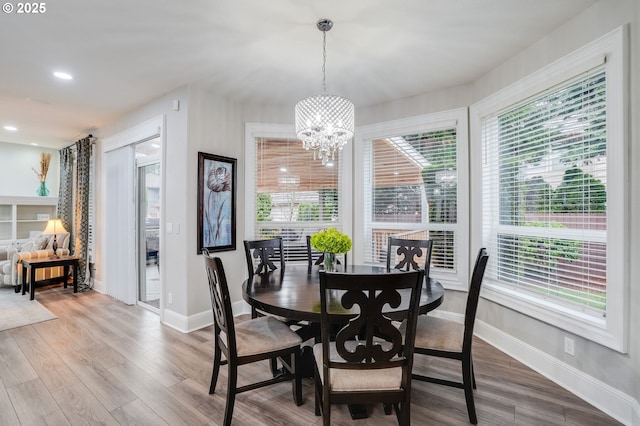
[0,142,59,197]
[186,85,244,318]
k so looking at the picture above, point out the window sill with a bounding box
[482,280,625,353]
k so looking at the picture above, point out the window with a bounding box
[355,110,469,288]
[245,124,349,262]
[471,27,627,352]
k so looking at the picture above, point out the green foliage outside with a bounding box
[418,129,458,224]
[519,221,582,268]
[297,202,319,221]
[256,193,272,221]
[514,168,606,216]
[551,167,606,212]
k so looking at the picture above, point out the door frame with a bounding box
[102,115,166,321]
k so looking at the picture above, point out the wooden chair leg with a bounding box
[209,344,222,394]
[292,351,303,406]
[322,387,331,426]
[314,369,322,416]
[224,363,238,426]
[270,357,279,376]
[384,403,393,415]
[462,357,478,424]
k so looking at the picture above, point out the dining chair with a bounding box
[244,237,285,277]
[410,248,489,424]
[313,268,425,426]
[202,249,303,426]
[305,235,347,273]
[386,236,433,276]
[244,237,311,374]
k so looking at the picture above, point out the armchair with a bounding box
[0,233,71,288]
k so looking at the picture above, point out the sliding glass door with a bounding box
[136,140,161,311]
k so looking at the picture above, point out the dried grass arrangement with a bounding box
[32,152,51,182]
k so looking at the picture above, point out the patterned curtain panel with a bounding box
[57,147,74,242]
[57,138,92,286]
[74,138,92,284]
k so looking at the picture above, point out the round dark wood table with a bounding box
[242,264,445,322]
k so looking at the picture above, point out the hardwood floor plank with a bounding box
[7,378,70,425]
[0,379,20,426]
[51,381,120,425]
[8,326,79,393]
[46,341,137,412]
[110,399,170,426]
[0,332,38,387]
[109,361,210,426]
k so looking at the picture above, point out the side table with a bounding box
[21,255,79,301]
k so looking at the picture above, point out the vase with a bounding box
[324,252,337,272]
[36,181,49,196]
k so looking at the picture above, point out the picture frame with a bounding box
[197,152,237,253]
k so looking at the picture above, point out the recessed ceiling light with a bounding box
[280,167,287,172]
[30,143,39,146]
[3,125,17,131]
[53,71,73,80]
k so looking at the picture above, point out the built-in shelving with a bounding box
[0,196,58,244]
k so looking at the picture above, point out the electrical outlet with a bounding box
[168,292,173,304]
[564,336,575,356]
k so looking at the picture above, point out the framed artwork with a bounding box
[197,152,237,253]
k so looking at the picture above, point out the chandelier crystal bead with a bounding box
[295,19,354,165]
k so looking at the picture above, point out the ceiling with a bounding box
[0,0,597,149]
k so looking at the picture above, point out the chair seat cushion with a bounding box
[313,341,402,391]
[235,316,302,357]
[412,315,464,352]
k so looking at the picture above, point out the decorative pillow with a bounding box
[20,241,35,252]
[35,235,50,250]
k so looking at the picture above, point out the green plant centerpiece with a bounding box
[310,228,352,271]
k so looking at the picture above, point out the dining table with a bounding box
[242,264,445,420]
[242,264,445,323]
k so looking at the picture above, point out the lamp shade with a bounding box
[43,218,67,235]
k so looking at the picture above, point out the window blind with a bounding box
[254,138,342,262]
[482,67,607,315]
[363,128,458,271]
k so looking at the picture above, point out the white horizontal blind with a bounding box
[363,129,457,272]
[255,138,342,262]
[482,67,607,316]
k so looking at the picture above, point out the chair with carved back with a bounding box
[409,248,489,424]
[305,235,347,273]
[244,237,285,278]
[202,249,303,426]
[244,237,313,374]
[386,236,433,277]
[313,269,424,425]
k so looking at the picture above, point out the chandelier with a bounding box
[295,19,354,165]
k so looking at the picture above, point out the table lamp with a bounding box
[43,218,67,258]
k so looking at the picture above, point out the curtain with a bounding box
[74,138,92,284]
[57,137,92,286]
[57,147,73,237]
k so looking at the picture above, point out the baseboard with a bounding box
[91,279,105,293]
[431,311,636,425]
[161,301,250,333]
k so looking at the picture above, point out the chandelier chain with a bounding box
[322,30,327,93]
